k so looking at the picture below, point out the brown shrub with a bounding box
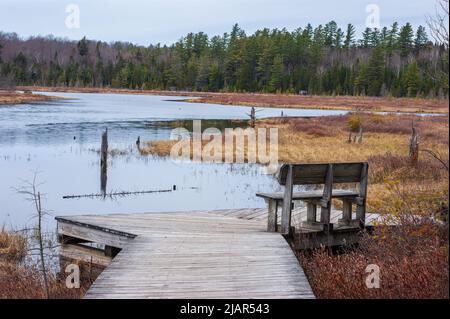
[0,262,88,299]
[300,221,449,299]
[363,114,449,139]
[368,153,447,184]
[368,113,385,124]
[347,114,362,132]
[289,116,347,137]
[364,120,413,134]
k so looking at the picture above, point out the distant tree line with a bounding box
[0,21,448,98]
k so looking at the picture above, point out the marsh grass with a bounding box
[0,91,61,105]
[0,228,27,264]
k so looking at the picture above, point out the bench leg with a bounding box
[338,199,352,225]
[306,202,317,223]
[356,202,366,229]
[320,207,331,225]
[267,199,278,232]
[280,165,294,236]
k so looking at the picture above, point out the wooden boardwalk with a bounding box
[57,209,316,299]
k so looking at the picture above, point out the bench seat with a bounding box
[256,190,359,201]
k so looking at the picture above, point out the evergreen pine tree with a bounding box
[386,22,399,51]
[360,28,372,47]
[414,26,429,50]
[398,23,414,57]
[324,21,338,46]
[367,46,385,96]
[334,28,344,48]
[269,54,284,92]
[344,24,356,48]
[369,28,381,47]
[77,36,89,57]
[404,62,420,97]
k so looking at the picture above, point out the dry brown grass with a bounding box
[0,90,61,105]
[190,94,449,114]
[0,228,89,299]
[0,228,90,299]
[0,262,88,299]
[142,114,448,163]
[0,228,27,264]
[140,140,176,156]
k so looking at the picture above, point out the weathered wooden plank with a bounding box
[306,202,317,223]
[320,164,333,226]
[266,199,278,232]
[56,207,388,299]
[256,190,358,200]
[278,162,366,185]
[211,208,387,228]
[57,221,134,249]
[281,164,294,235]
[339,199,353,225]
[56,209,315,299]
[356,162,369,228]
[60,243,112,267]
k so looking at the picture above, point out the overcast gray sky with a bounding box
[0,0,437,45]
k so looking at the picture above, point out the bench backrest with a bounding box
[278,162,367,185]
[277,162,369,235]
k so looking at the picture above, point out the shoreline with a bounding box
[0,90,64,105]
[18,86,449,114]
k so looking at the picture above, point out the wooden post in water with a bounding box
[100,128,108,197]
[249,107,256,128]
[136,136,141,150]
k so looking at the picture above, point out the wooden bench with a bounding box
[257,162,368,235]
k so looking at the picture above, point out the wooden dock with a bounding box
[57,209,319,299]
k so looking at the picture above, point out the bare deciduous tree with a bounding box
[427,0,449,48]
[15,173,50,299]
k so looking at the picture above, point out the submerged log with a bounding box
[62,188,175,199]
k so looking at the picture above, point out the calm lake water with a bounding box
[0,92,349,230]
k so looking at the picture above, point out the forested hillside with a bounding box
[0,22,448,97]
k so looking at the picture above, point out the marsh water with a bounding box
[0,92,350,230]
